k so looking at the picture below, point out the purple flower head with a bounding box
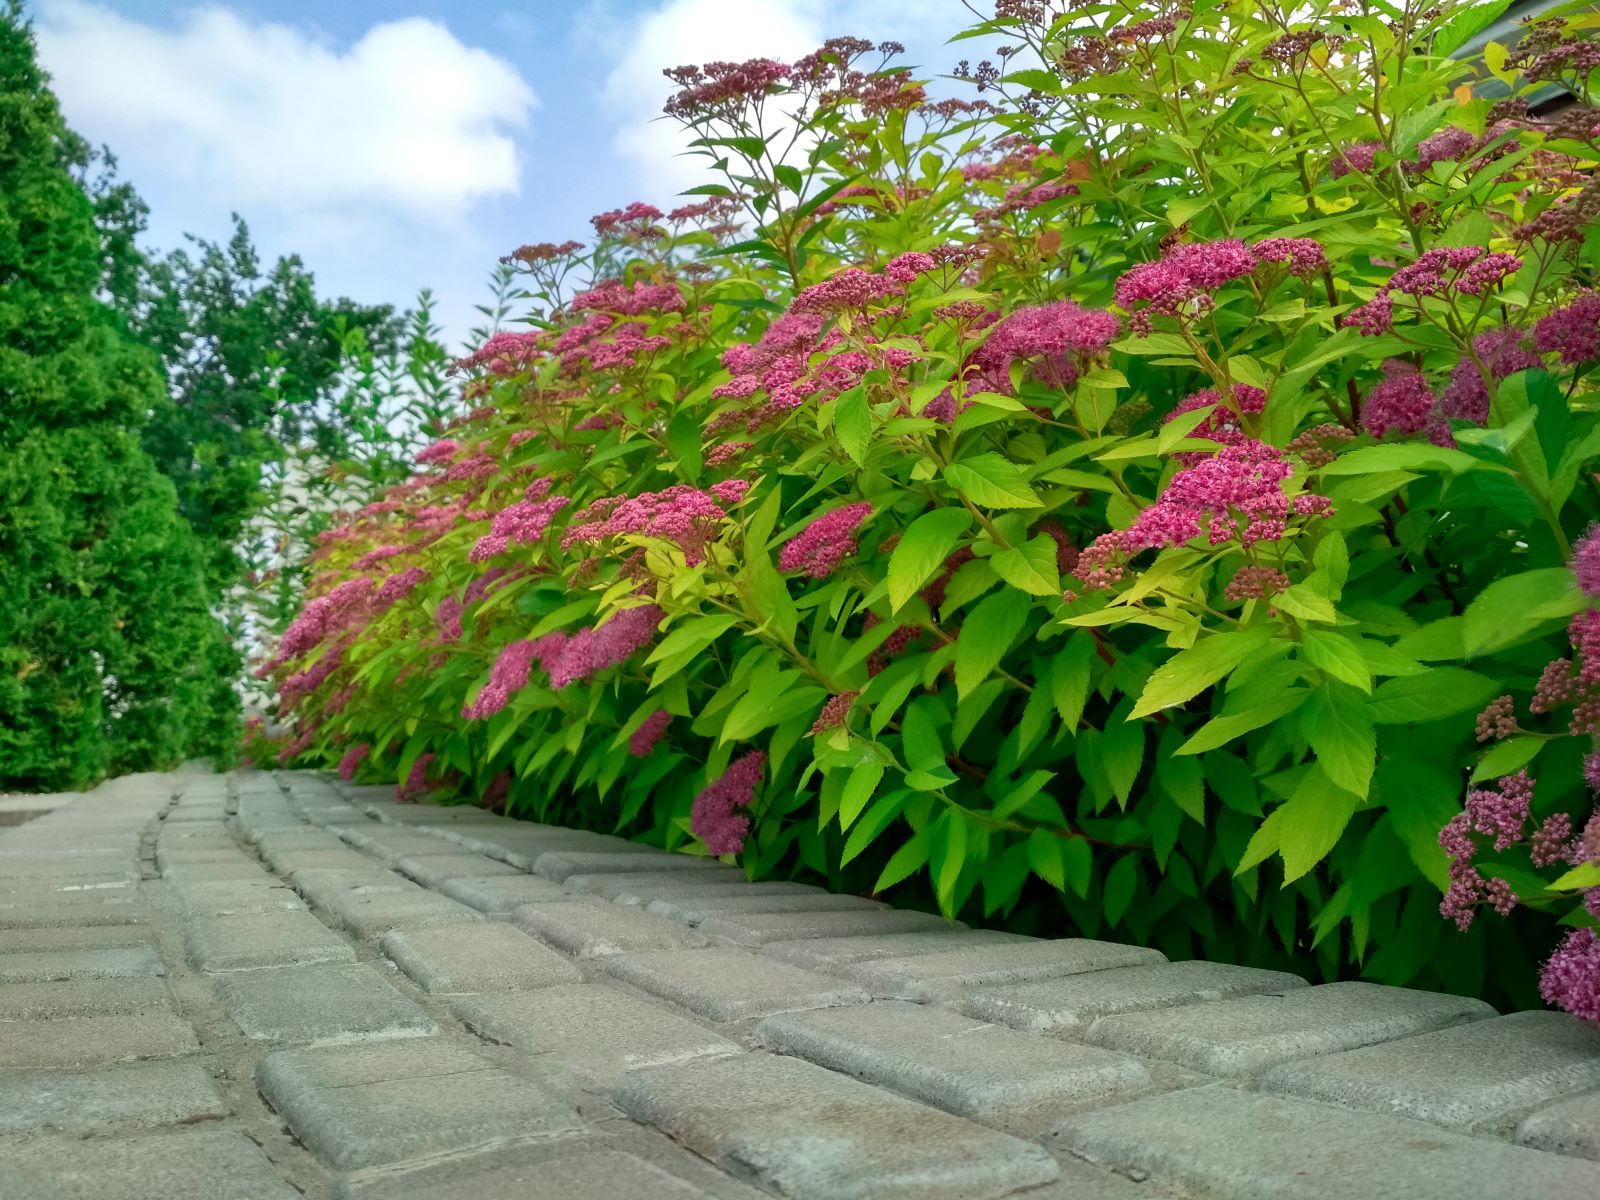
[563,485,735,566]
[271,578,375,667]
[792,268,904,314]
[470,494,572,562]
[629,710,673,757]
[396,752,436,801]
[809,691,858,734]
[1439,329,1539,425]
[1465,770,1535,852]
[690,750,766,856]
[1331,140,1382,179]
[434,596,464,643]
[1475,695,1517,743]
[972,300,1120,390]
[337,744,370,782]
[1407,126,1476,174]
[1343,291,1393,337]
[1115,239,1258,330]
[1540,928,1600,1026]
[1361,360,1435,439]
[1166,385,1267,460]
[463,639,546,721]
[1571,525,1600,599]
[1531,813,1576,868]
[546,605,664,689]
[1535,294,1600,366]
[374,567,430,610]
[779,502,873,577]
[1122,440,1307,552]
[415,438,461,466]
[884,252,936,283]
[1251,238,1327,277]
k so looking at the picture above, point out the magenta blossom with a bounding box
[1541,929,1600,1026]
[396,752,436,801]
[779,503,873,577]
[1534,293,1600,366]
[691,751,766,855]
[1573,526,1600,600]
[337,744,370,782]
[629,710,673,757]
[1361,360,1435,439]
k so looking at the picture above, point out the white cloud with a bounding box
[598,0,974,202]
[34,2,538,222]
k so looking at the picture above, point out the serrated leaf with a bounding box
[1462,568,1585,658]
[954,589,1030,699]
[873,829,930,893]
[944,453,1042,509]
[1302,683,1376,798]
[1470,736,1545,783]
[1239,764,1362,884]
[840,759,884,831]
[888,508,971,613]
[1103,854,1138,924]
[1368,668,1500,724]
[834,387,871,467]
[989,535,1061,597]
[1131,628,1272,719]
[1299,630,1371,692]
[1050,635,1096,728]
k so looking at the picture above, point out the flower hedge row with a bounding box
[266,1,1600,1018]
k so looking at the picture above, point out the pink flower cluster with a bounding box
[1542,929,1600,1026]
[396,752,436,801]
[470,480,573,562]
[415,439,461,467]
[451,331,543,375]
[629,710,673,757]
[1574,526,1600,599]
[270,578,375,667]
[1361,360,1436,440]
[591,202,664,239]
[1165,384,1267,461]
[970,300,1120,392]
[663,59,792,121]
[571,280,686,315]
[563,485,736,565]
[779,503,873,578]
[374,567,430,610]
[337,743,370,781]
[1116,239,1326,332]
[1534,293,1600,366]
[1439,328,1540,425]
[690,750,766,855]
[1344,248,1523,335]
[463,605,665,720]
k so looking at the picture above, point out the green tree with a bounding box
[0,4,235,789]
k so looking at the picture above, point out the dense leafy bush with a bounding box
[267,1,1600,1013]
[0,8,236,788]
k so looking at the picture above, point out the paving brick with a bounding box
[1086,981,1495,1076]
[257,1038,581,1169]
[613,1053,1061,1200]
[339,828,455,863]
[162,860,277,884]
[215,962,436,1043]
[338,1143,732,1200]
[646,890,883,925]
[0,1062,228,1135]
[1055,1083,1600,1200]
[0,898,149,928]
[380,922,582,993]
[291,867,419,910]
[603,947,870,1022]
[758,1000,1151,1118]
[953,959,1309,1034]
[842,938,1167,1000]
[393,851,520,888]
[453,984,740,1087]
[759,929,1034,970]
[172,879,305,916]
[0,874,137,897]
[1261,1010,1600,1127]
[517,897,709,957]
[250,828,334,853]
[438,872,575,914]
[1519,1089,1600,1160]
[328,889,485,939]
[565,865,750,900]
[263,846,377,874]
[699,907,963,948]
[185,910,357,972]
[0,1129,303,1200]
[0,945,165,982]
[533,848,715,882]
[0,976,175,1018]
[0,1013,198,1068]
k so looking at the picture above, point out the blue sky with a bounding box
[30,0,977,348]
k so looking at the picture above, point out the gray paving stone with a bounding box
[264,846,377,874]
[452,984,741,1087]
[393,851,520,887]
[1519,1089,1600,1160]
[604,947,871,1022]
[758,1000,1151,1118]
[566,865,750,899]
[760,929,1034,970]
[0,898,149,928]
[339,829,455,863]
[516,897,710,957]
[647,890,883,925]
[532,848,713,882]
[172,879,305,916]
[1085,981,1495,1076]
[1261,1010,1600,1127]
[0,976,175,1018]
[0,1128,303,1200]
[613,1053,1061,1200]
[0,1013,199,1068]
[438,872,575,913]
[338,1143,728,1200]
[953,959,1310,1034]
[257,1038,580,1169]
[291,867,419,910]
[0,1061,228,1135]
[0,874,137,897]
[256,828,349,854]
[700,907,964,948]
[0,945,165,982]
[214,962,436,1043]
[329,889,485,939]
[380,922,582,993]
[185,910,357,972]
[842,938,1167,1000]
[161,860,277,884]
[1055,1083,1600,1200]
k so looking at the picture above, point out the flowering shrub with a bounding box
[264,3,1600,1013]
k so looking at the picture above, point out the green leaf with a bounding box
[1240,764,1362,884]
[1102,855,1138,924]
[874,829,930,893]
[840,758,885,830]
[933,813,968,912]
[1178,689,1307,755]
[1462,568,1586,658]
[1050,636,1096,728]
[1320,444,1483,476]
[989,535,1061,597]
[1551,862,1600,891]
[888,508,971,613]
[1101,712,1146,806]
[1299,630,1371,692]
[1130,628,1272,719]
[841,792,905,866]
[1471,736,1545,784]
[1377,756,1460,892]
[954,589,1030,699]
[1368,668,1500,724]
[1273,585,1337,625]
[834,387,871,467]
[944,453,1042,509]
[667,411,703,482]
[1301,683,1376,798]
[1026,829,1065,889]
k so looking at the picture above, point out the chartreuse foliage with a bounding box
[0,7,236,788]
[268,2,1600,1009]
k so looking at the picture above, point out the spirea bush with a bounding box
[265,1,1600,1016]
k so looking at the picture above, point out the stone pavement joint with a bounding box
[3,768,1599,1200]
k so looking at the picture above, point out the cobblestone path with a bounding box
[2,770,1599,1199]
